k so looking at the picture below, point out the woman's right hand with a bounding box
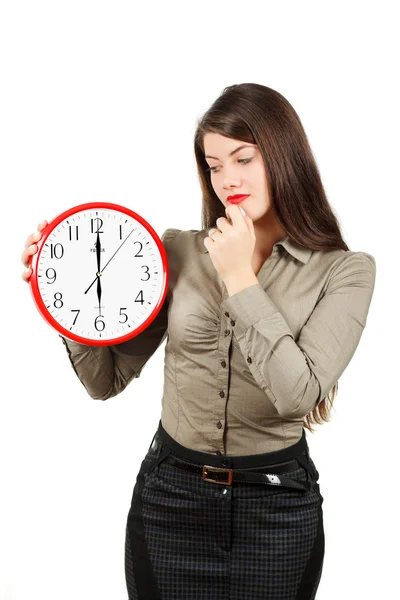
[21,220,48,282]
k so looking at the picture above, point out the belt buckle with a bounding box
[202,465,233,485]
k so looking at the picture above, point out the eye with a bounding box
[206,157,253,174]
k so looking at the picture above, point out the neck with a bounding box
[252,211,287,257]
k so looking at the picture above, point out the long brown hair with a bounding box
[193,83,349,433]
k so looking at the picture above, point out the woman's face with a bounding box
[203,133,272,222]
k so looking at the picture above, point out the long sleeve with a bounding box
[59,227,180,401]
[220,251,376,419]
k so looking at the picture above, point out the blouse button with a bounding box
[224,311,229,317]
[230,320,235,326]
[219,390,225,398]
[217,421,222,429]
[221,360,226,368]
[224,329,230,336]
[247,356,252,364]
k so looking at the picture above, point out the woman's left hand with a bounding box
[203,204,256,282]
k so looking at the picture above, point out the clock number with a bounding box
[119,225,122,240]
[50,243,64,259]
[45,268,57,284]
[133,241,144,257]
[71,309,80,326]
[119,308,128,323]
[141,265,150,281]
[94,315,105,331]
[91,218,104,234]
[69,225,79,241]
[53,292,64,309]
[134,290,144,305]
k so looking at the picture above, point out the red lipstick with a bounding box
[227,194,250,204]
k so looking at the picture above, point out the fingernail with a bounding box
[239,207,246,216]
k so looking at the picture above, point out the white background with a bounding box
[2,1,398,598]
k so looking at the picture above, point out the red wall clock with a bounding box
[29,202,169,346]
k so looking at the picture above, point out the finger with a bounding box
[244,212,254,231]
[23,222,45,263]
[25,229,42,250]
[215,216,230,232]
[243,214,256,240]
[21,267,32,282]
[37,220,48,231]
[225,204,247,229]
[228,205,254,234]
[204,235,215,251]
[21,243,38,268]
[209,227,222,242]
[204,231,215,249]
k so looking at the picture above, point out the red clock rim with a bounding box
[28,202,169,346]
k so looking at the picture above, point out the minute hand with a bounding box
[84,228,136,295]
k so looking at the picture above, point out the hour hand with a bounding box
[97,274,102,314]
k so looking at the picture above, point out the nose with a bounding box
[223,177,241,190]
[220,163,243,190]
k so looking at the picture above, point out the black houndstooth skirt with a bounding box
[125,420,325,600]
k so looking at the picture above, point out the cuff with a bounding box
[220,283,293,339]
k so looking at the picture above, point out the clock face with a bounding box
[29,202,168,346]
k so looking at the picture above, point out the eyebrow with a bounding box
[205,144,256,160]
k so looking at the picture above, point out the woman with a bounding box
[21,83,376,599]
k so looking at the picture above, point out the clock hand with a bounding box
[96,233,102,314]
[96,232,101,274]
[97,276,102,314]
[84,228,135,295]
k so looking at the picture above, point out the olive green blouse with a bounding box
[60,227,376,455]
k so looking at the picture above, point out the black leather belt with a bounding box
[162,453,318,493]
